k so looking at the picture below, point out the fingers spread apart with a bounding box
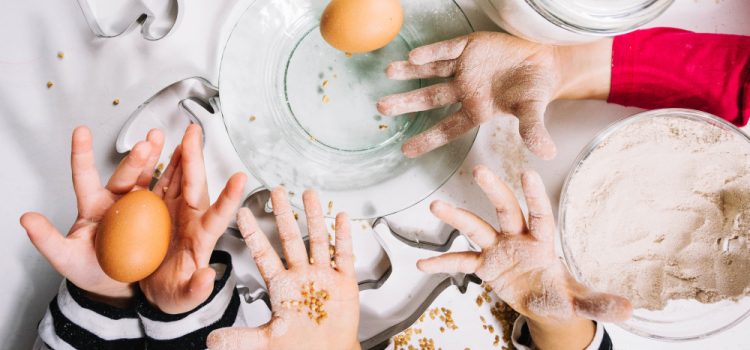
[181,124,209,211]
[520,171,555,241]
[377,83,459,117]
[201,172,247,237]
[473,165,526,235]
[402,109,476,158]
[333,212,354,277]
[385,60,456,81]
[429,200,497,249]
[408,35,468,65]
[106,140,152,194]
[271,187,308,268]
[417,251,481,274]
[237,207,284,283]
[303,190,329,266]
[20,212,69,273]
[153,146,182,198]
[136,128,165,189]
[71,126,102,208]
[516,104,557,160]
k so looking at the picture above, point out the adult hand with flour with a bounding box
[207,188,360,350]
[417,165,631,350]
[377,32,612,160]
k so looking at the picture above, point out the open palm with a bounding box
[139,124,247,314]
[207,188,360,350]
[417,165,632,323]
[20,126,164,302]
[378,32,559,160]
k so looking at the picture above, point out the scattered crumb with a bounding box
[322,80,329,89]
[112,98,120,106]
[57,52,64,59]
[327,200,333,215]
[294,212,299,221]
[379,124,389,130]
[46,81,54,89]
[345,52,353,58]
[322,95,330,104]
[280,282,329,324]
[249,115,257,122]
[154,163,165,177]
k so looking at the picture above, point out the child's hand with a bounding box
[20,126,164,306]
[207,188,360,350]
[139,125,247,314]
[417,166,631,349]
[378,32,610,160]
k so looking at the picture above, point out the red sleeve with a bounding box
[608,27,750,126]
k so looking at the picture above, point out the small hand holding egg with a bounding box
[139,125,247,314]
[378,32,562,160]
[20,126,165,306]
[206,188,360,350]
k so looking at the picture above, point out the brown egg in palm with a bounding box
[320,0,404,53]
[95,190,171,283]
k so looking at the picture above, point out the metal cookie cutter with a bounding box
[76,0,181,40]
[358,218,481,349]
[115,77,264,227]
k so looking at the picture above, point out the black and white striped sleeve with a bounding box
[137,250,245,349]
[511,316,613,350]
[35,280,145,350]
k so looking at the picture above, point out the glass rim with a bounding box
[525,0,675,36]
[557,108,750,341]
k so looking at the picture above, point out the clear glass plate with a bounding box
[219,0,475,218]
[558,109,750,341]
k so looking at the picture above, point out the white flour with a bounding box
[565,116,750,310]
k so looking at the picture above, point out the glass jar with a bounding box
[476,0,674,44]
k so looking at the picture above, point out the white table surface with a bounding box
[1,0,749,348]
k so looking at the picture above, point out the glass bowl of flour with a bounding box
[559,108,750,341]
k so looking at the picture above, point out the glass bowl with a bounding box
[219,0,476,219]
[558,108,750,341]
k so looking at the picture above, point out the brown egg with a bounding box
[320,0,404,53]
[95,190,171,283]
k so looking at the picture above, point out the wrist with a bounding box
[553,39,613,101]
[84,290,134,309]
[526,316,595,350]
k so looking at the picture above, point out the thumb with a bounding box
[573,291,633,323]
[181,267,216,310]
[516,103,557,160]
[20,212,70,273]
[207,326,270,350]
